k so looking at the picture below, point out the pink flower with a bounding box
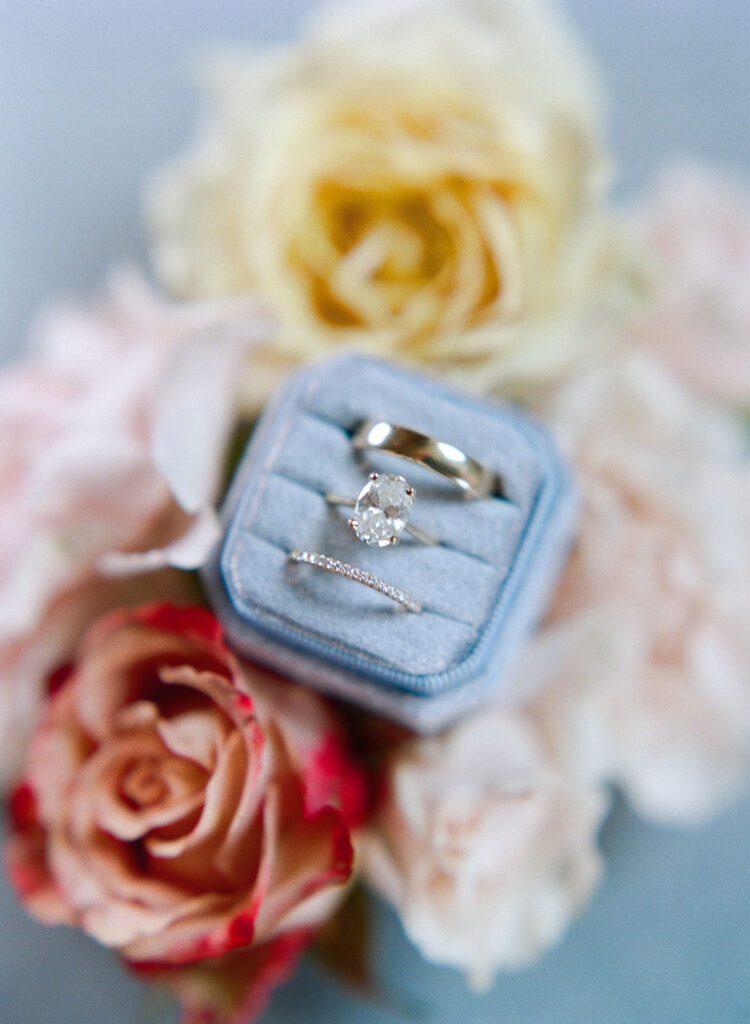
[6,603,366,1024]
[630,163,750,406]
[362,706,607,989]
[538,352,750,823]
[0,271,269,785]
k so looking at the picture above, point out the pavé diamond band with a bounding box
[326,472,439,548]
[288,550,422,613]
[352,419,504,499]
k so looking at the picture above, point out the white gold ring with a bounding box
[288,550,421,613]
[352,419,504,499]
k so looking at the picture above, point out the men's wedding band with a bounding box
[352,419,503,499]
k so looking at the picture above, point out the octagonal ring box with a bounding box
[203,355,578,733]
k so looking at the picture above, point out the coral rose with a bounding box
[362,705,607,990]
[148,0,613,396]
[6,604,365,1023]
[538,352,750,823]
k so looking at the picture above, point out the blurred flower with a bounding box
[0,573,192,794]
[362,705,607,989]
[630,163,750,406]
[6,603,366,1024]
[539,352,750,823]
[148,0,614,397]
[0,271,269,786]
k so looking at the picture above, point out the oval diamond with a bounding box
[350,473,414,547]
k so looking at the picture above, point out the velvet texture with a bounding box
[205,357,577,730]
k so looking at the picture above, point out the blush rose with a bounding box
[362,705,607,989]
[538,352,750,823]
[630,162,750,406]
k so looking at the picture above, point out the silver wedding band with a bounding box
[288,550,421,613]
[352,419,503,499]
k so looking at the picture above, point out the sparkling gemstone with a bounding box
[350,473,414,547]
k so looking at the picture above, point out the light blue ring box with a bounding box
[203,355,577,732]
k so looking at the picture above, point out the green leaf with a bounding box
[311,885,373,995]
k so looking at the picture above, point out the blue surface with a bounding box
[1,2,749,1023]
[2,798,750,1024]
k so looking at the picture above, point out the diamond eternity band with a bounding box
[288,550,422,613]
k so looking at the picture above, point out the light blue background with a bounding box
[1,3,749,1023]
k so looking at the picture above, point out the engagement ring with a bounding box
[326,472,439,547]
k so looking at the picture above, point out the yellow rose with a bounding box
[148,0,613,397]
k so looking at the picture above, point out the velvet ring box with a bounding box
[203,355,577,732]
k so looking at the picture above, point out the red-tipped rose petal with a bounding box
[134,931,311,1024]
[133,604,225,646]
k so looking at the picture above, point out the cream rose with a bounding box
[148,0,612,397]
[362,706,607,989]
[537,352,750,823]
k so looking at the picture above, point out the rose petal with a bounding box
[133,931,310,1024]
[98,508,221,575]
[151,314,268,514]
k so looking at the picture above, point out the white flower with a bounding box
[148,0,614,400]
[362,706,607,988]
[629,163,750,407]
[538,352,750,823]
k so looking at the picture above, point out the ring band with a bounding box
[326,472,439,547]
[352,419,502,499]
[288,550,421,613]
